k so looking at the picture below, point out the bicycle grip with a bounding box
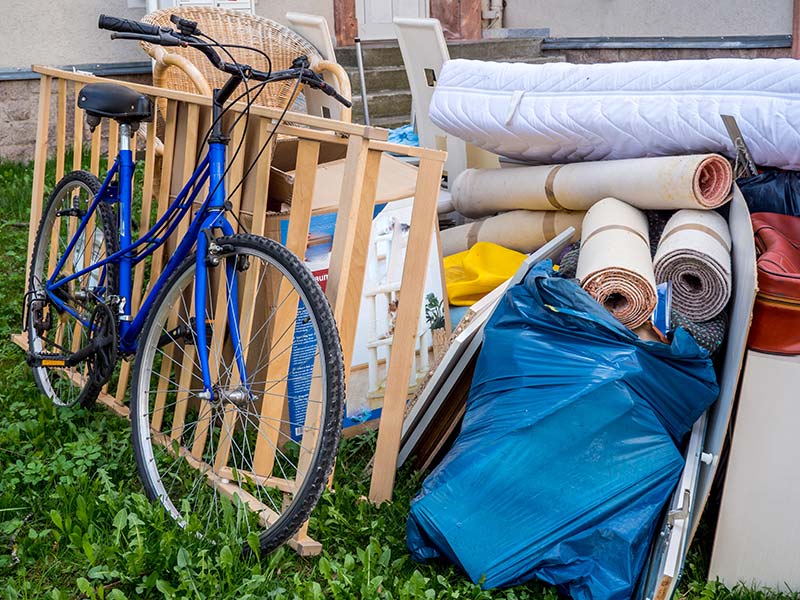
[98,15,161,36]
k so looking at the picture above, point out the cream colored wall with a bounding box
[505,0,792,37]
[0,0,335,70]
[0,1,147,69]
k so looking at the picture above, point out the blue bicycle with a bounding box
[26,14,348,553]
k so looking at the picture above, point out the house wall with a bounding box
[505,0,792,37]
[0,0,334,70]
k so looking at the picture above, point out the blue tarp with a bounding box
[407,262,719,599]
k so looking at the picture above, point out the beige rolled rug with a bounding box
[451,154,733,218]
[440,210,585,256]
[576,198,657,329]
[654,209,732,321]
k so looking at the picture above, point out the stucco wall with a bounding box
[505,0,793,37]
[0,0,334,71]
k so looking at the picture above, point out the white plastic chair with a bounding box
[286,12,352,122]
[393,17,499,184]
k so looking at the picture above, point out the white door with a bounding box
[356,0,428,40]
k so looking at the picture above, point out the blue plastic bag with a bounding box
[407,262,719,599]
[387,124,420,147]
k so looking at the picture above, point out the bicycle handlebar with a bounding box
[98,14,352,108]
[99,14,162,36]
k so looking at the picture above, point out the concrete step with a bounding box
[337,37,546,69]
[351,90,412,120]
[355,115,409,129]
[347,66,409,95]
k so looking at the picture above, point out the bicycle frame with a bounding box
[45,124,243,395]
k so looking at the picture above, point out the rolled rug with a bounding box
[654,209,732,321]
[440,210,584,256]
[576,198,657,329]
[451,154,732,218]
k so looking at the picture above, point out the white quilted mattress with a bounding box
[429,58,800,169]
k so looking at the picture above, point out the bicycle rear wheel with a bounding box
[130,233,344,554]
[27,170,119,408]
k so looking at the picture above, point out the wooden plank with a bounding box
[32,66,387,140]
[55,79,67,181]
[326,138,382,372]
[369,157,444,504]
[367,139,447,162]
[72,81,84,172]
[252,140,319,476]
[107,120,119,173]
[247,117,274,238]
[225,116,248,215]
[146,99,179,297]
[89,122,102,176]
[25,76,53,290]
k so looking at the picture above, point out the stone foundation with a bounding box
[0,73,151,164]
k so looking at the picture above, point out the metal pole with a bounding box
[354,37,371,126]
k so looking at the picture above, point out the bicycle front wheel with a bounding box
[130,233,344,554]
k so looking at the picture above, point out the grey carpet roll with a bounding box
[654,209,732,322]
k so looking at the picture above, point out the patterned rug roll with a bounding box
[440,210,584,256]
[576,198,657,329]
[654,210,732,321]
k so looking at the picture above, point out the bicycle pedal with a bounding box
[26,353,68,368]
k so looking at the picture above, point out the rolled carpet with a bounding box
[440,210,584,256]
[451,154,732,218]
[654,209,732,321]
[576,198,657,329]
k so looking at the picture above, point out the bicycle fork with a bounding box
[193,224,250,402]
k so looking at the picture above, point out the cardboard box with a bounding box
[263,139,446,436]
[267,138,419,212]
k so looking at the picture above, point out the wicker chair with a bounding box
[140,7,352,122]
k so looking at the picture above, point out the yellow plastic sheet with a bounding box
[444,242,527,306]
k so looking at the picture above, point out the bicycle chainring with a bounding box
[86,302,118,388]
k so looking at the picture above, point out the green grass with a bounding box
[0,158,796,599]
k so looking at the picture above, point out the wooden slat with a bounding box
[146,100,179,297]
[25,76,53,288]
[72,81,84,171]
[251,139,320,475]
[107,121,119,173]
[32,65,388,141]
[327,140,383,376]
[369,156,444,504]
[89,122,102,176]
[246,117,274,237]
[55,79,67,181]
[149,100,183,423]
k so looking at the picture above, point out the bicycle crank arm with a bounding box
[27,334,114,368]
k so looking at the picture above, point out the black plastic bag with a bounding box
[738,170,800,216]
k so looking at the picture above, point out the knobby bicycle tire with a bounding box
[130,233,345,555]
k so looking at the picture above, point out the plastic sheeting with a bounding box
[407,262,719,599]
